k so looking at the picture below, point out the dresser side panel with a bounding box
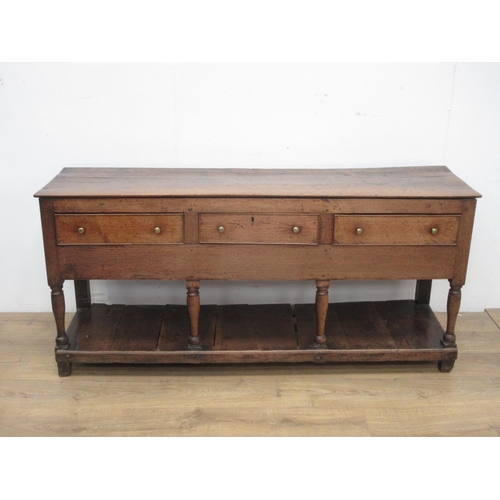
[39,198,62,287]
[452,198,478,286]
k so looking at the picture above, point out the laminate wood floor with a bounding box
[1,310,499,436]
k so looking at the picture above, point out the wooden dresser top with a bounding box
[34,166,481,199]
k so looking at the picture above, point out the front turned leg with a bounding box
[442,282,462,348]
[314,280,330,348]
[186,280,201,349]
[51,284,69,349]
[51,284,72,377]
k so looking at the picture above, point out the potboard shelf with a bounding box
[58,300,456,368]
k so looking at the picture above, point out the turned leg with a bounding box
[186,280,201,349]
[443,281,462,348]
[51,284,70,349]
[74,280,91,309]
[51,284,72,377]
[314,280,330,348]
[415,279,432,305]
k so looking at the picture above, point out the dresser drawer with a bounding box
[199,213,319,245]
[334,215,460,245]
[55,214,184,245]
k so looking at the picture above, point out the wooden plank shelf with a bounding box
[58,300,456,370]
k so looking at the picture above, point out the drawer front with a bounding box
[334,215,460,245]
[199,213,319,245]
[55,214,184,245]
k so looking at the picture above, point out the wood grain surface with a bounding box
[50,196,467,215]
[61,300,449,360]
[333,215,460,245]
[199,213,319,245]
[1,311,499,436]
[56,244,458,281]
[55,214,184,245]
[34,166,481,198]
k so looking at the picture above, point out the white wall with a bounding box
[0,63,497,313]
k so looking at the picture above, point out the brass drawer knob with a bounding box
[154,227,161,234]
[292,226,300,234]
[218,226,225,233]
[431,228,438,235]
[356,228,363,235]
[78,227,85,234]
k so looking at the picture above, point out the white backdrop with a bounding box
[0,62,498,312]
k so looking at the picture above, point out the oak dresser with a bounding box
[35,166,481,376]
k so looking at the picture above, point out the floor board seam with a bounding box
[485,309,500,330]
